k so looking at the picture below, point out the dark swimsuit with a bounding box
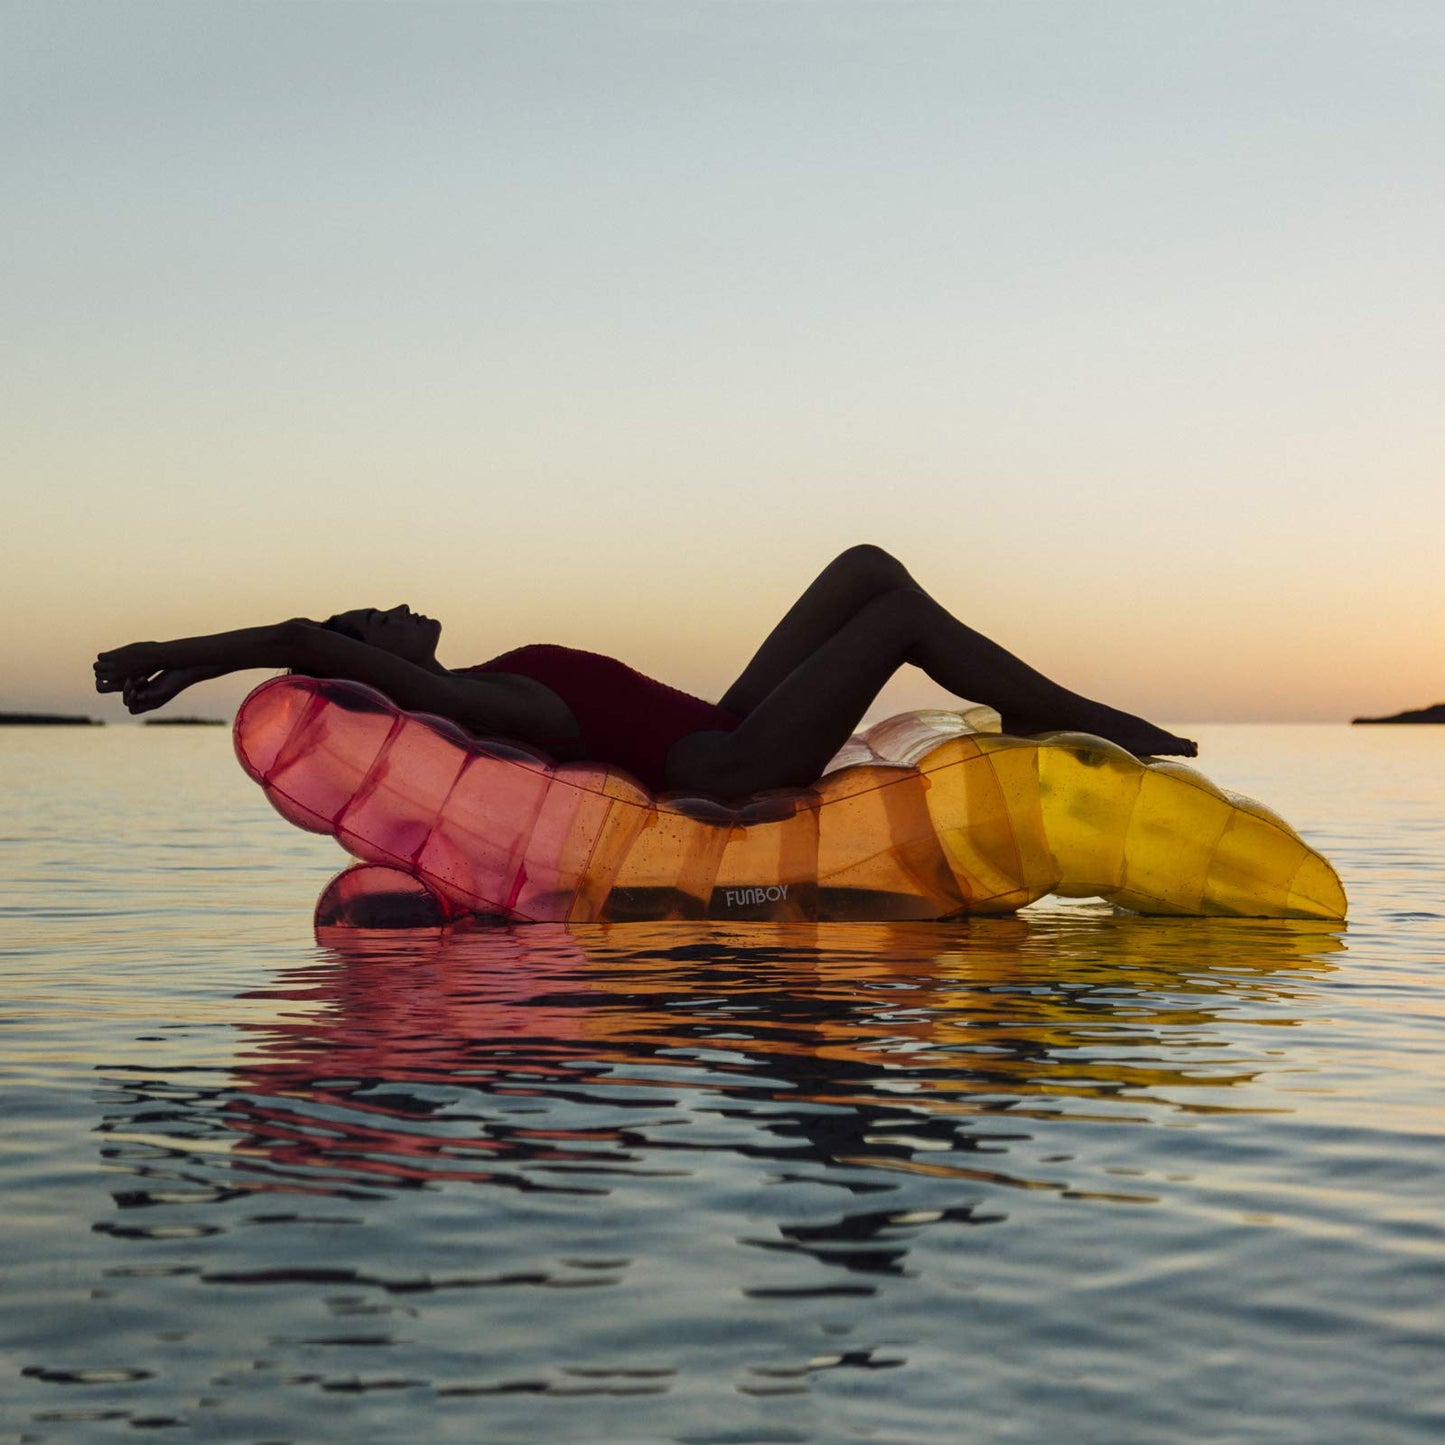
[466,644,744,792]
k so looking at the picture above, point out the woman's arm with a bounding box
[95,621,581,749]
[112,662,235,715]
[94,621,306,694]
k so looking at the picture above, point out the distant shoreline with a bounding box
[4,709,1438,730]
[1352,703,1445,725]
[0,713,229,727]
[0,713,103,727]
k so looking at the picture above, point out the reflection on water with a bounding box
[98,915,1344,1268]
[71,912,1415,1442]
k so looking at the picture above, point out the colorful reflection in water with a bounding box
[101,914,1344,1237]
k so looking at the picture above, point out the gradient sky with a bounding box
[5,1,1442,723]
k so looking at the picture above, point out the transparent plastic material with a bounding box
[235,676,1347,926]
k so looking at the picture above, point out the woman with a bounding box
[93,545,1196,799]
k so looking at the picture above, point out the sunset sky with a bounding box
[6,1,1442,723]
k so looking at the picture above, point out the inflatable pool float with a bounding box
[234,676,1347,926]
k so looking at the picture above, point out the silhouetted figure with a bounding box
[94,545,1196,798]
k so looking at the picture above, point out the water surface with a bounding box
[2,725,1441,1442]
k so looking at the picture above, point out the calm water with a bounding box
[2,724,1441,1444]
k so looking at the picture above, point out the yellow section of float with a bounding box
[613,710,1348,922]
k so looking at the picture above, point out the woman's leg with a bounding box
[667,588,1196,798]
[718,544,919,715]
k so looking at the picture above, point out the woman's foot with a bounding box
[1000,701,1197,759]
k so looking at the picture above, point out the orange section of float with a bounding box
[234,676,1347,924]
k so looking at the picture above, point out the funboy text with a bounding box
[721,885,789,907]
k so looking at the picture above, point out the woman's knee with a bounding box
[859,584,933,640]
[830,543,913,593]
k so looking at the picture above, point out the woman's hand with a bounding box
[94,621,306,718]
[120,667,202,715]
[94,641,169,695]
[95,639,247,714]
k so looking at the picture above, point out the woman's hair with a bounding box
[290,614,388,715]
[285,614,362,680]
[319,612,366,642]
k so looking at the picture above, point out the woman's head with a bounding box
[322,604,443,667]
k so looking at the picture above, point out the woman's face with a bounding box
[327,604,443,665]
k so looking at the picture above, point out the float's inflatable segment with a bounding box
[234,676,1346,924]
